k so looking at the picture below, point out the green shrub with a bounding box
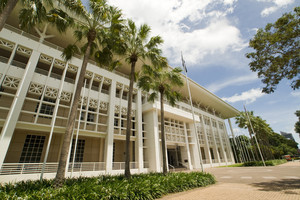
[0,172,215,199]
[243,159,287,167]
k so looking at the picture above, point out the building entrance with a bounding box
[167,146,182,167]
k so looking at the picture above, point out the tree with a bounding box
[0,0,18,31]
[138,65,183,174]
[55,0,123,185]
[0,0,65,31]
[295,110,300,136]
[235,111,298,159]
[0,0,73,34]
[119,20,165,179]
[246,6,300,93]
[235,111,274,160]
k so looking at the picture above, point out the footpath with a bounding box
[159,161,300,200]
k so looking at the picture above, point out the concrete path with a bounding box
[159,161,300,200]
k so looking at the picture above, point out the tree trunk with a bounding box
[0,0,18,31]
[124,61,135,179]
[54,41,92,186]
[160,91,167,174]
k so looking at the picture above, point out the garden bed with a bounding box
[0,172,216,199]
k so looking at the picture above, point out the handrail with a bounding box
[178,162,188,169]
[168,164,175,172]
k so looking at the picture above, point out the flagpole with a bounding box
[243,105,266,166]
[181,52,204,172]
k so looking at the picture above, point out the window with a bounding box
[87,107,95,122]
[114,118,119,127]
[36,97,56,117]
[210,148,215,160]
[69,139,85,163]
[19,135,45,163]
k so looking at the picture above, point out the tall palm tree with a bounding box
[55,0,123,185]
[119,20,165,179]
[138,65,183,174]
[0,0,18,31]
[0,0,58,31]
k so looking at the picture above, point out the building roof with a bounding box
[5,1,240,119]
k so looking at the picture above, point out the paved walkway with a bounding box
[159,161,300,200]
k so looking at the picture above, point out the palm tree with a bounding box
[138,65,183,174]
[118,20,165,179]
[0,0,57,31]
[54,0,123,185]
[0,0,18,31]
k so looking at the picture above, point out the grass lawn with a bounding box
[0,172,216,199]
[219,159,287,167]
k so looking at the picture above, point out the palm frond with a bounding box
[138,24,151,41]
[47,9,74,33]
[62,44,80,61]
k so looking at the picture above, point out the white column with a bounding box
[224,121,235,163]
[200,115,212,167]
[188,122,201,169]
[183,122,192,170]
[144,109,161,172]
[104,79,116,173]
[136,90,143,172]
[41,62,68,180]
[208,117,221,164]
[216,120,228,165]
[0,50,40,167]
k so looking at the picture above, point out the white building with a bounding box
[0,4,239,183]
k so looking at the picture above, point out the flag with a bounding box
[181,52,187,73]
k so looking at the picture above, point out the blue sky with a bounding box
[84,0,300,145]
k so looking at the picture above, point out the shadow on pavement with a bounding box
[251,179,300,194]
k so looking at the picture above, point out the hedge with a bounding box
[0,172,216,199]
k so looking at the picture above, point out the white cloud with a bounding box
[256,0,295,16]
[291,91,300,97]
[222,88,265,103]
[108,0,246,66]
[206,74,257,93]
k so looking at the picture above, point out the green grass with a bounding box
[219,159,287,168]
[218,163,244,167]
[0,172,216,199]
[243,159,287,167]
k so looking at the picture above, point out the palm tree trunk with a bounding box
[160,91,167,174]
[125,61,135,179]
[0,0,18,31]
[54,40,92,186]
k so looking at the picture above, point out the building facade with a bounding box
[0,9,239,183]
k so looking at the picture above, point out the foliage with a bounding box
[243,159,287,167]
[219,163,244,167]
[116,19,166,179]
[295,110,300,136]
[246,7,300,93]
[235,111,298,160]
[55,0,124,184]
[0,172,215,199]
[138,65,183,174]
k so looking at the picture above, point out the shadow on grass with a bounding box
[251,179,300,194]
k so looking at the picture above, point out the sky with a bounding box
[83,0,300,146]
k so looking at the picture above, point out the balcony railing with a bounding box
[0,161,148,175]
[11,60,27,69]
[112,162,138,170]
[0,163,58,175]
[0,55,9,64]
[68,162,105,172]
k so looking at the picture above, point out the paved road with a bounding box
[159,161,300,200]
